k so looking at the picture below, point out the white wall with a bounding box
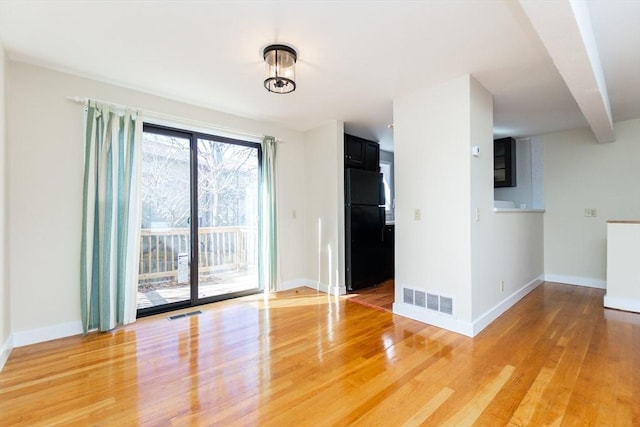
[0,44,12,369]
[468,78,544,329]
[543,118,640,287]
[471,211,544,324]
[470,78,502,319]
[303,121,345,295]
[531,136,544,209]
[273,126,308,291]
[6,62,309,344]
[393,76,474,327]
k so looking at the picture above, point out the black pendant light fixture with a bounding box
[263,44,297,94]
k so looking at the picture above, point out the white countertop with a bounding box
[494,208,546,213]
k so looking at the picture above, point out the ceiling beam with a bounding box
[518,0,615,143]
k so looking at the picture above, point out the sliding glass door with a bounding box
[195,137,259,300]
[137,124,261,315]
[137,129,191,309]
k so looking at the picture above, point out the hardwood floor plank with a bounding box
[400,386,454,427]
[351,357,453,426]
[0,283,638,426]
[346,280,394,311]
[508,366,556,426]
[439,365,516,426]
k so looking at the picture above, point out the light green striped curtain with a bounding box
[80,101,142,334]
[259,136,278,293]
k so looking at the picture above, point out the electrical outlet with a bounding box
[292,209,297,219]
[500,281,504,293]
[585,208,597,218]
[414,208,422,221]
[475,208,480,222]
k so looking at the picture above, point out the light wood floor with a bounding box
[1,282,638,426]
[346,279,394,311]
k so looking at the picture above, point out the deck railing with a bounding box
[138,226,257,283]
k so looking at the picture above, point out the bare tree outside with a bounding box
[140,132,190,228]
[197,138,258,228]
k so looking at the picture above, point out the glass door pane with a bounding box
[137,131,191,310]
[196,138,260,300]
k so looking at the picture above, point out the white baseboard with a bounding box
[604,295,640,313]
[472,276,544,336]
[314,281,342,295]
[310,281,325,293]
[279,278,315,291]
[544,274,606,289]
[0,334,14,372]
[392,302,474,337]
[12,321,83,348]
[392,276,544,338]
[282,279,346,296]
[328,284,347,296]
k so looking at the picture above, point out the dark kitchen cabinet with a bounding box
[494,137,516,188]
[345,134,380,171]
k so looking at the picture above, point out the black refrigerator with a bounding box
[345,168,386,291]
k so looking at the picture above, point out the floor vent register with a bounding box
[168,310,203,320]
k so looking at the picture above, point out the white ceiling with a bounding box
[1,0,638,151]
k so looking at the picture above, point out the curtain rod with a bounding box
[66,96,274,142]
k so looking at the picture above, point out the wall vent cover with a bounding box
[440,297,453,315]
[404,287,454,317]
[427,293,439,311]
[415,290,426,308]
[403,288,414,305]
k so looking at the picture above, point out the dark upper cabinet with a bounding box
[345,134,380,171]
[494,137,516,188]
[364,141,380,171]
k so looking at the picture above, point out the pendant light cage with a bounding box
[263,44,297,94]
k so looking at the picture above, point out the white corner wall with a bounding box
[468,77,544,333]
[393,75,474,332]
[393,75,544,337]
[543,118,640,287]
[273,124,308,291]
[0,44,12,369]
[303,121,345,295]
[6,61,308,345]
